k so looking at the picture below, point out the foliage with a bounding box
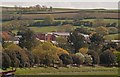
[114,51,120,67]
[4,43,29,68]
[56,36,72,52]
[79,47,88,55]
[108,27,118,34]
[71,54,83,65]
[32,42,69,66]
[69,30,87,52]
[2,51,11,70]
[59,54,73,65]
[75,28,90,34]
[84,54,93,65]
[88,50,100,64]
[2,20,34,31]
[100,49,116,66]
[43,15,54,25]
[75,52,85,64]
[90,33,104,45]
[18,28,38,50]
[102,42,117,51]
[95,26,109,36]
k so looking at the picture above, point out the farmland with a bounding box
[1,4,120,77]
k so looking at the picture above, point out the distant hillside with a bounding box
[1,6,120,20]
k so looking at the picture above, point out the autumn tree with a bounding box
[79,47,88,55]
[32,42,69,66]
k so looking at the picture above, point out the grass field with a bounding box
[29,26,59,33]
[28,26,83,33]
[13,66,118,75]
[104,34,120,40]
[82,19,119,24]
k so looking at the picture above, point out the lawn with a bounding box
[13,66,118,75]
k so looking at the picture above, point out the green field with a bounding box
[29,26,59,33]
[104,34,120,40]
[28,26,94,33]
[82,19,119,24]
[13,66,118,75]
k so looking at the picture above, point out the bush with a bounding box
[79,47,88,55]
[100,49,116,66]
[71,54,83,65]
[88,50,100,64]
[108,27,118,34]
[114,51,120,67]
[84,54,93,65]
[59,54,73,65]
[75,52,85,64]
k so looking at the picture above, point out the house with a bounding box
[35,32,91,44]
[35,33,56,43]
[1,31,21,44]
[35,32,70,44]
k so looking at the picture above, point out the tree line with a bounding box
[1,27,120,70]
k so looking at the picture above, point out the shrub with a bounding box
[88,50,100,64]
[100,49,116,66]
[114,51,120,67]
[108,27,118,34]
[79,47,88,55]
[71,54,83,65]
[59,54,73,65]
[75,52,85,64]
[84,54,93,65]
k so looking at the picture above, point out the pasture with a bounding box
[14,66,118,75]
